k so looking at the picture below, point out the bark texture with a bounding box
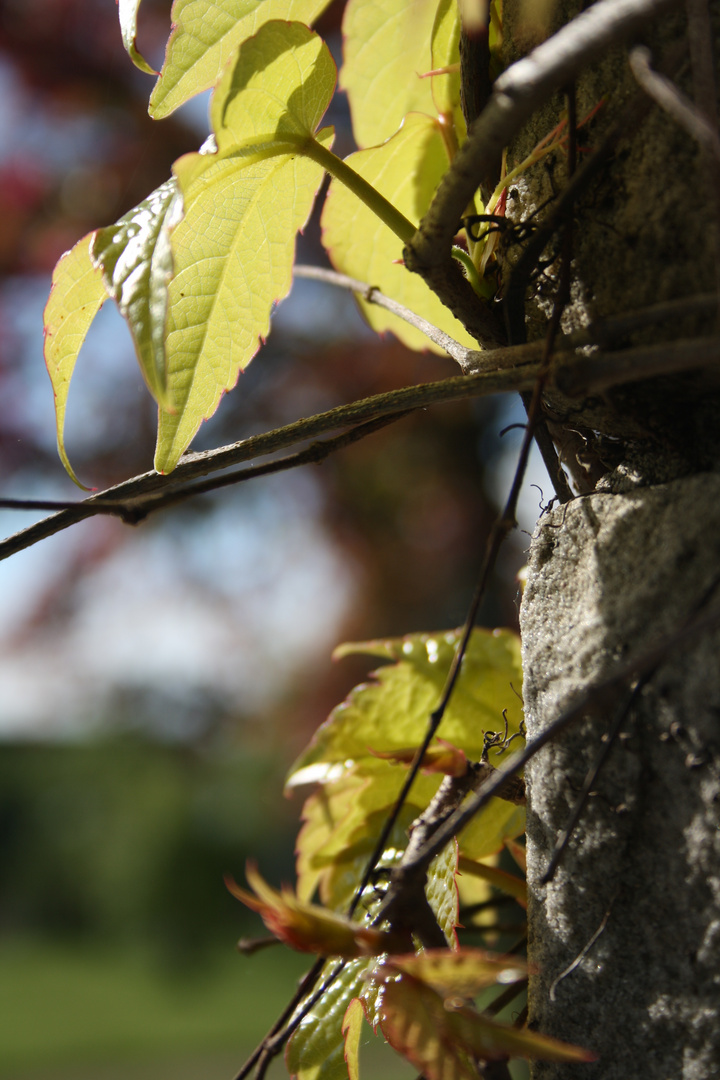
[502,3,720,1077]
[521,476,720,1079]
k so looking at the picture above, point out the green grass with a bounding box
[0,937,528,1080]
[0,937,308,1078]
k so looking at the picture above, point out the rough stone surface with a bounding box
[521,472,720,1079]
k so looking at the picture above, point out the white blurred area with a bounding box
[0,279,361,739]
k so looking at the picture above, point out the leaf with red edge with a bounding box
[117,0,158,75]
[377,976,596,1075]
[43,232,108,489]
[377,975,477,1080]
[505,836,527,873]
[368,738,468,777]
[373,948,528,999]
[225,863,398,958]
[342,997,364,1080]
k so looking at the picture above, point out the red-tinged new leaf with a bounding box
[225,864,397,958]
[451,1005,598,1064]
[368,738,468,777]
[378,977,596,1074]
[377,975,478,1080]
[342,997,364,1080]
[372,948,528,999]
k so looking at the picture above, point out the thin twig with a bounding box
[357,152,577,935]
[539,683,641,885]
[547,899,615,1002]
[293,264,481,367]
[629,46,720,160]
[394,600,720,879]
[231,957,326,1080]
[2,324,718,558]
[406,0,679,272]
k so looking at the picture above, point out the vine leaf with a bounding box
[430,0,465,141]
[369,738,468,776]
[321,113,478,353]
[225,864,399,957]
[375,948,528,998]
[43,233,108,488]
[290,629,523,771]
[91,178,183,411]
[373,974,597,1074]
[148,0,332,119]
[117,0,157,75]
[289,629,525,881]
[340,0,438,148]
[293,766,438,907]
[457,856,528,907]
[286,838,459,1080]
[154,21,335,472]
[341,997,364,1080]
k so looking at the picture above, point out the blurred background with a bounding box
[0,1,547,1077]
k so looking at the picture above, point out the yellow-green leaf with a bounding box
[210,18,336,152]
[117,0,157,75]
[91,179,182,410]
[286,958,377,1080]
[340,0,438,148]
[373,948,528,999]
[43,233,108,488]
[286,832,457,1080]
[294,764,437,907]
[457,856,527,907]
[321,114,479,353]
[149,0,332,119]
[430,0,465,141]
[342,997,364,1080]
[292,628,523,769]
[155,22,336,471]
[457,798,526,862]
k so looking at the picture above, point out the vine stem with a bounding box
[300,137,417,244]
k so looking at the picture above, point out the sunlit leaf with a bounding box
[457,798,526,862]
[340,0,437,147]
[342,997,364,1080]
[155,22,335,471]
[149,0,332,119]
[458,856,527,907]
[294,765,437,906]
[378,975,477,1080]
[117,0,157,74]
[321,114,479,353]
[426,840,459,946]
[286,843,402,1080]
[292,628,523,771]
[43,233,108,488]
[378,976,596,1075]
[290,628,525,864]
[288,832,458,1078]
[286,957,380,1080]
[430,0,465,141]
[91,179,182,410]
[225,863,398,957]
[373,948,528,999]
[369,738,468,777]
